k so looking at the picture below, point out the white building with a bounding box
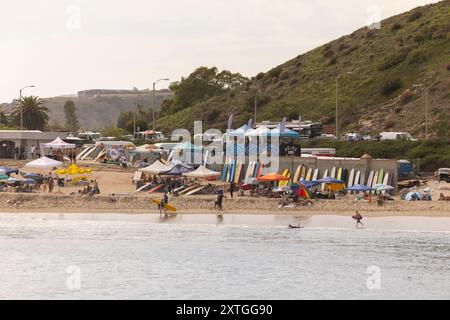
[0,130,69,159]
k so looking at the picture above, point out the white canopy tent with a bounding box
[138,160,170,174]
[183,165,220,178]
[25,156,62,168]
[41,137,76,149]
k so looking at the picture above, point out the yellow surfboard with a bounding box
[293,165,302,182]
[279,169,289,187]
[152,199,177,212]
[306,168,313,181]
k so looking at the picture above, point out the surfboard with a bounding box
[337,167,343,181]
[94,149,106,161]
[257,164,263,178]
[293,165,302,182]
[186,185,207,196]
[367,171,374,188]
[179,185,197,195]
[372,171,379,190]
[221,163,228,181]
[360,171,366,185]
[301,166,307,180]
[321,169,329,192]
[135,182,152,193]
[377,169,385,184]
[313,168,319,181]
[306,168,313,181]
[152,199,177,212]
[283,171,291,186]
[234,164,243,184]
[354,171,361,186]
[245,162,253,178]
[342,169,348,184]
[279,169,289,187]
[348,169,355,187]
[253,162,261,178]
[330,167,336,179]
[383,172,390,186]
[148,184,164,194]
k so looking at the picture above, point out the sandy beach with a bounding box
[1,160,450,217]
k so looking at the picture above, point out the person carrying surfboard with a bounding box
[353,210,364,228]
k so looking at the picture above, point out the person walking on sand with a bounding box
[229,182,235,198]
[353,210,364,228]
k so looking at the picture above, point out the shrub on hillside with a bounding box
[279,70,290,80]
[382,79,402,96]
[378,50,409,70]
[408,11,423,22]
[256,72,264,80]
[268,67,282,79]
[408,50,428,65]
[446,63,450,71]
[391,22,402,32]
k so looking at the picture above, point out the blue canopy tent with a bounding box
[21,178,38,185]
[228,125,249,136]
[345,184,373,192]
[268,125,300,138]
[298,180,322,189]
[163,164,194,176]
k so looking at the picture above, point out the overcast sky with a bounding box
[0,0,439,102]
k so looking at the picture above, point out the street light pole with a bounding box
[335,76,339,139]
[425,89,428,139]
[254,95,258,125]
[19,85,35,130]
[152,78,169,136]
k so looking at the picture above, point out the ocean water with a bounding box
[0,214,449,300]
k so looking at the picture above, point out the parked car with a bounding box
[379,132,418,141]
[438,168,450,183]
[343,132,363,141]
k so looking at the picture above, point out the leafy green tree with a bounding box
[11,96,49,130]
[160,66,248,116]
[64,100,80,133]
[101,127,127,139]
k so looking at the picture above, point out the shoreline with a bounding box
[1,192,449,217]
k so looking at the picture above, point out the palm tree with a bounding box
[0,105,9,126]
[12,96,49,130]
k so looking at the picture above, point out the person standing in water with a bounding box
[354,210,364,228]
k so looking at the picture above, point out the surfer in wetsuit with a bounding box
[289,224,303,229]
[353,210,364,228]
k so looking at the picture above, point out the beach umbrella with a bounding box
[25,156,62,169]
[374,184,394,191]
[405,191,423,201]
[0,174,9,180]
[345,184,373,191]
[257,172,290,182]
[0,166,18,175]
[21,178,38,185]
[6,177,18,183]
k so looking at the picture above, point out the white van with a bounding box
[379,132,417,141]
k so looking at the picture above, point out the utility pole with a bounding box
[152,78,169,137]
[425,89,428,139]
[254,95,258,125]
[19,85,35,130]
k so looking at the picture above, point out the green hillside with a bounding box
[156,1,450,138]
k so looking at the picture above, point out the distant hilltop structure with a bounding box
[77,88,172,97]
